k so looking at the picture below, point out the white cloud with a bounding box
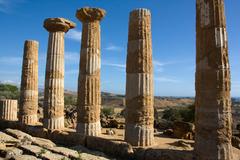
[153,60,166,73]
[65,52,79,60]
[0,0,25,13]
[101,60,167,71]
[65,69,79,75]
[104,44,123,52]
[154,77,180,83]
[0,0,10,12]
[155,68,164,73]
[153,60,165,66]
[66,29,82,42]
[0,80,20,85]
[102,62,126,68]
[65,52,79,65]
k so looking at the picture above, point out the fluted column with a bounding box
[195,0,233,159]
[43,18,75,130]
[76,8,105,136]
[125,8,154,147]
[19,40,39,125]
[0,99,18,121]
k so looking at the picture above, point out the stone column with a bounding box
[19,40,39,125]
[0,99,18,121]
[43,18,75,130]
[125,8,154,147]
[195,0,233,159]
[76,8,105,136]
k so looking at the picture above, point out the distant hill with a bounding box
[38,89,195,109]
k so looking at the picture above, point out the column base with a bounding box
[20,114,38,125]
[43,116,64,130]
[76,121,101,136]
[194,144,233,160]
[195,132,233,160]
[125,123,154,147]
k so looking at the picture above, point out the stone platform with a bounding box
[0,128,111,160]
[0,121,239,160]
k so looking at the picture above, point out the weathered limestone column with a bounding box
[195,0,233,159]
[43,18,75,130]
[76,8,105,136]
[125,8,154,147]
[0,99,18,121]
[19,40,39,125]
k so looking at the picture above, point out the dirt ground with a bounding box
[101,128,194,150]
[101,128,240,160]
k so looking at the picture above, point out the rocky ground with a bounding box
[0,127,239,160]
[102,128,240,160]
[0,128,114,160]
[38,90,240,134]
[1,87,239,159]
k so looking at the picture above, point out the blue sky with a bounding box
[0,0,240,97]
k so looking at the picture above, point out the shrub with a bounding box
[162,108,182,122]
[162,105,195,123]
[64,95,77,106]
[101,107,114,117]
[180,105,195,122]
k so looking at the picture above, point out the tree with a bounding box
[162,108,182,121]
[0,83,20,99]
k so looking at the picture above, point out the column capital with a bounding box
[44,17,76,33]
[130,8,151,17]
[76,7,106,22]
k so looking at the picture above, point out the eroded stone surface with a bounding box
[125,8,154,147]
[233,147,240,160]
[44,18,75,32]
[76,7,105,22]
[0,147,23,159]
[195,0,233,159]
[45,146,79,159]
[76,7,105,136]
[232,136,240,149]
[86,136,133,158]
[134,148,193,160]
[32,137,56,148]
[43,17,75,130]
[173,121,195,140]
[13,155,40,160]
[20,40,39,125]
[0,131,20,143]
[4,129,35,142]
[20,145,47,156]
[41,152,68,160]
[20,145,68,160]
[80,153,110,160]
[0,128,113,160]
[0,99,18,121]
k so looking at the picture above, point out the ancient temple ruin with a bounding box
[0,99,18,121]
[19,40,39,125]
[195,0,233,159]
[125,8,154,147]
[43,18,75,130]
[76,7,105,136]
[0,2,239,160]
